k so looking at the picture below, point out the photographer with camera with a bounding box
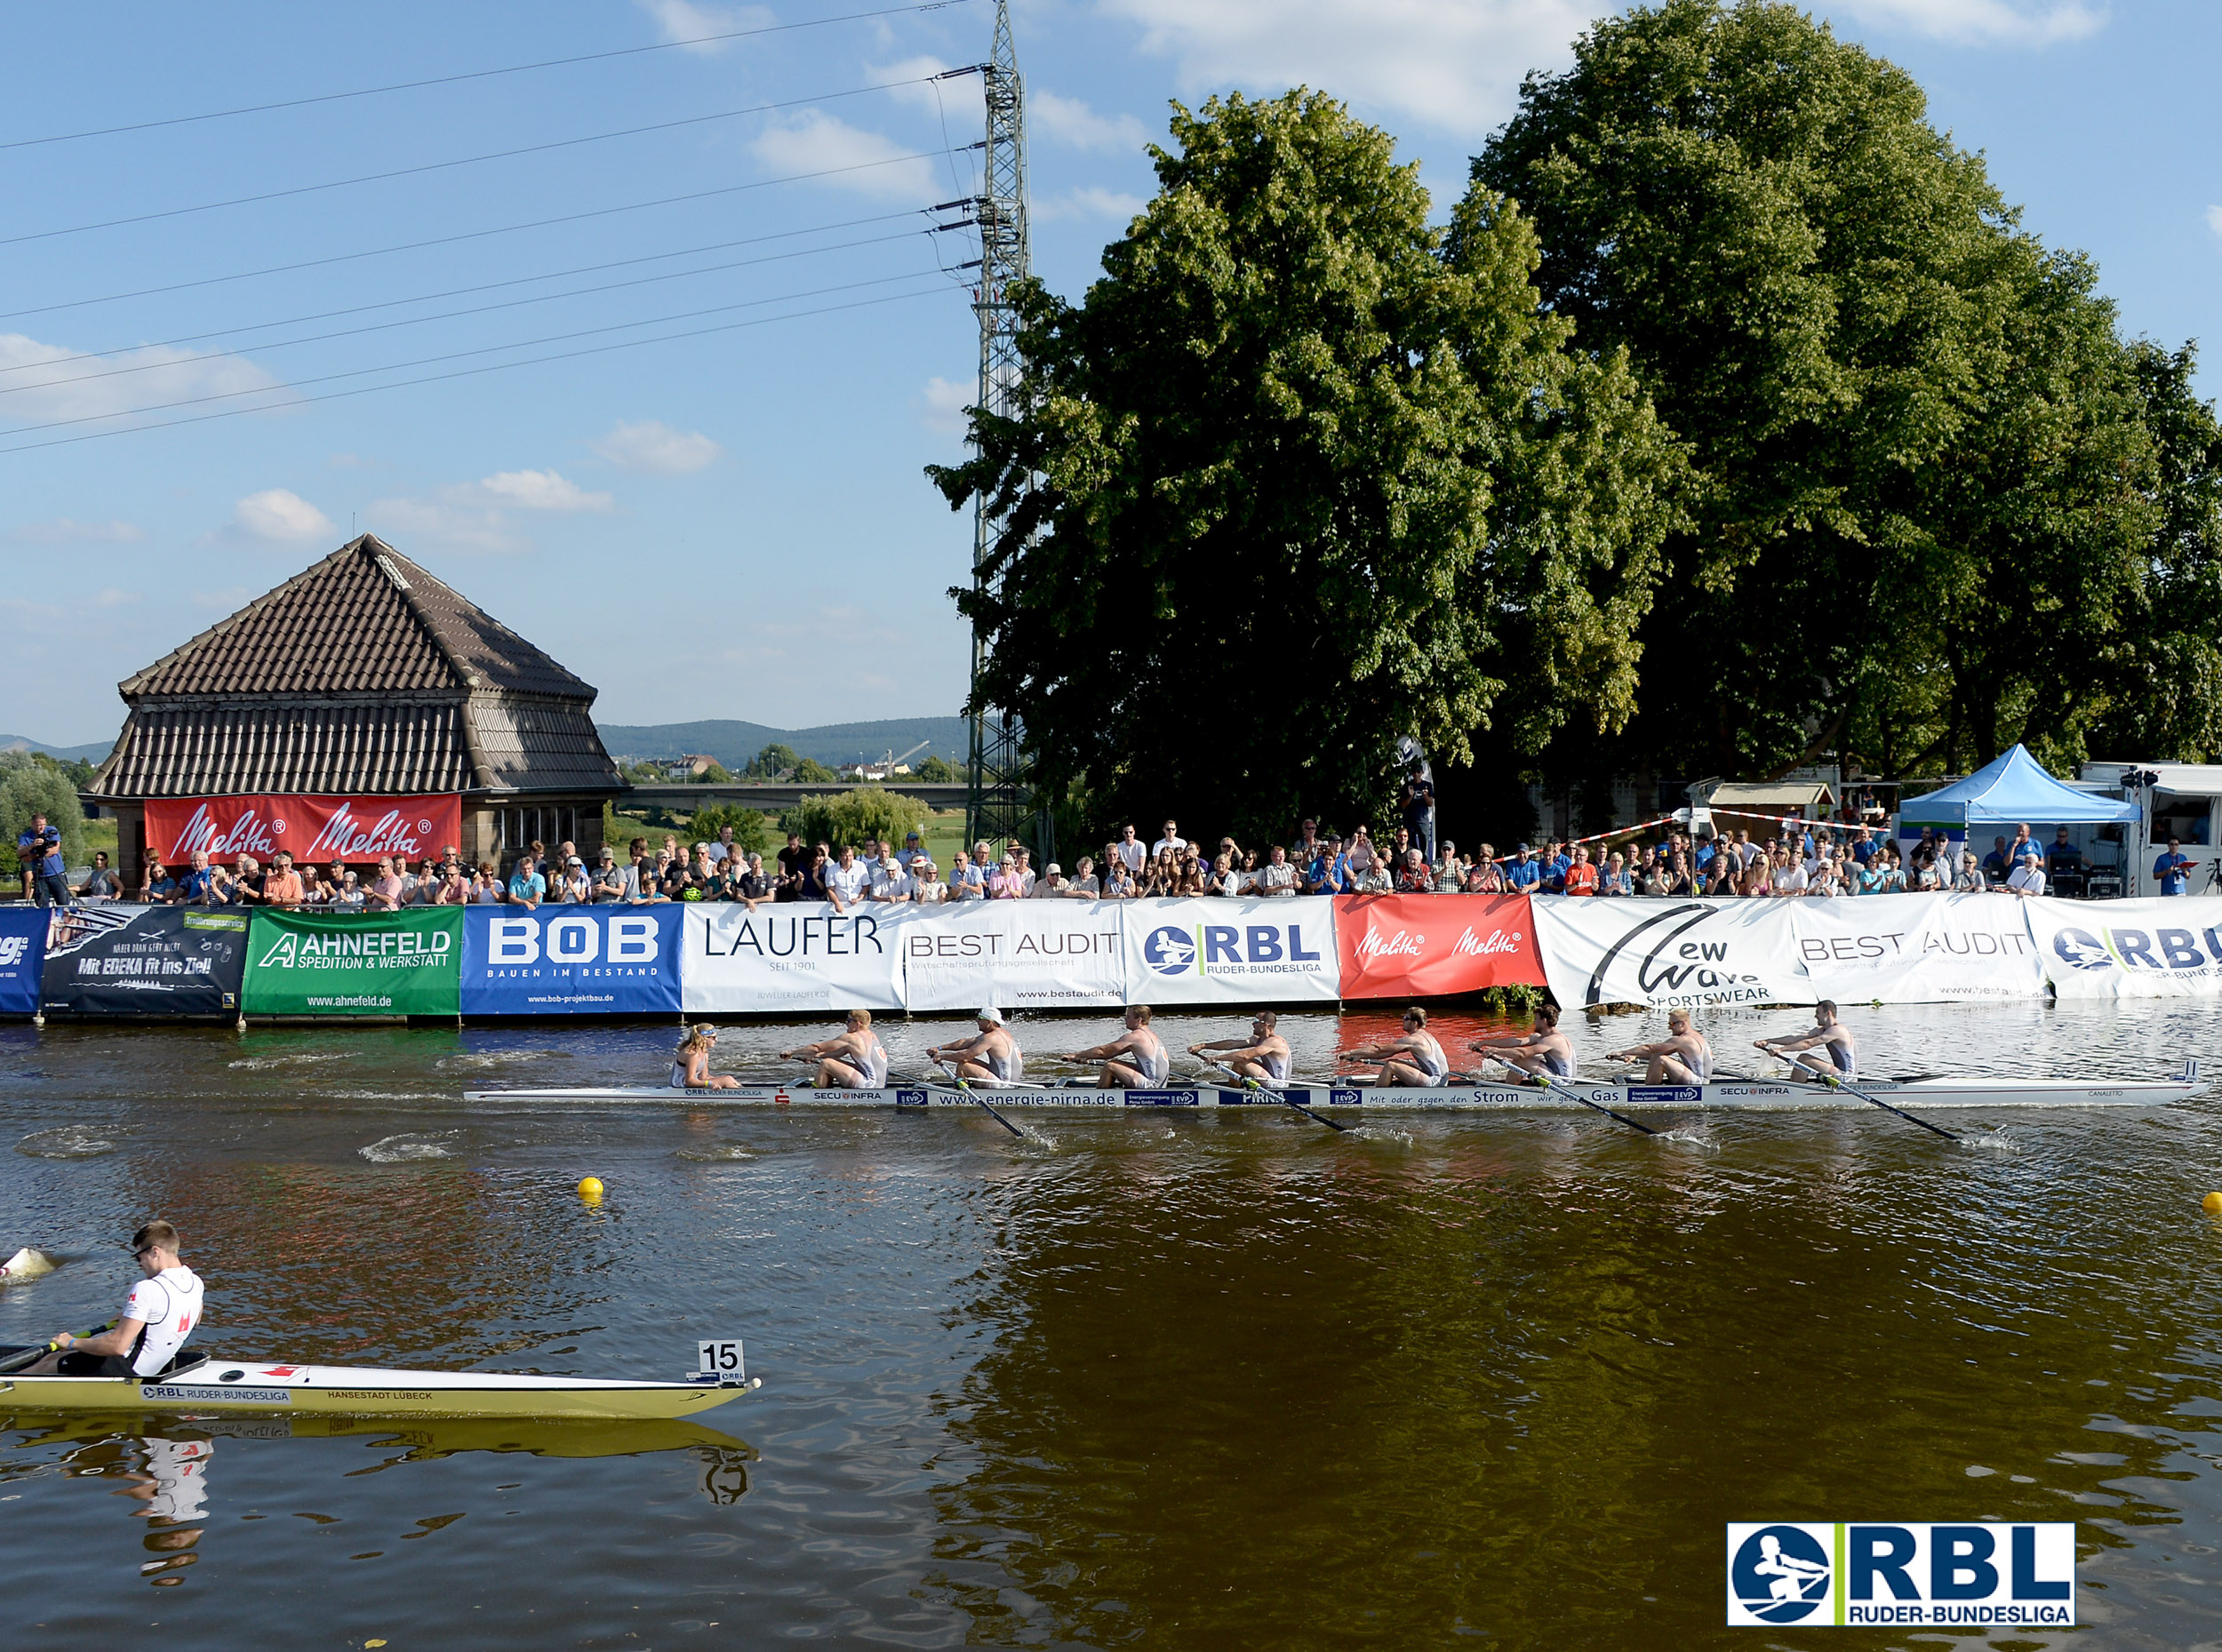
[15,811,69,907]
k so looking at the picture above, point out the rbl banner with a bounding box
[1333,893,1542,998]
[144,794,463,866]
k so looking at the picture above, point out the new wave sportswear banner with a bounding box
[1120,896,1339,1006]
[144,794,462,867]
[900,900,1126,1012]
[243,908,463,1017]
[0,906,50,1015]
[39,904,249,1017]
[1333,893,1543,999]
[681,905,907,1014]
[2026,895,2222,998]
[460,905,683,1016]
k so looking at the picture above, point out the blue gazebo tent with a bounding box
[1898,744,2137,827]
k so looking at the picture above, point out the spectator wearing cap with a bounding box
[591,848,628,902]
[1031,861,1070,898]
[897,829,926,871]
[556,855,592,903]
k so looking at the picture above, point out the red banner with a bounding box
[1333,892,1543,998]
[143,794,462,866]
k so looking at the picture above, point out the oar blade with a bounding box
[1,1246,59,1282]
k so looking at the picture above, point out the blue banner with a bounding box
[460,904,683,1016]
[0,907,47,1016]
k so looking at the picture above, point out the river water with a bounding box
[4,1001,2220,1649]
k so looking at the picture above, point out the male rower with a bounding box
[1607,1009,1712,1083]
[780,1009,891,1089]
[1343,1006,1451,1087]
[927,1007,1025,1085]
[1754,1001,1857,1081]
[1470,1002,1576,1081]
[21,1220,203,1377]
[1189,1010,1292,1084]
[1065,1005,1173,1089]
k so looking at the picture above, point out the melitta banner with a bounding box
[39,904,249,1016]
[0,906,50,1015]
[2026,895,2222,998]
[899,900,1126,1011]
[242,907,463,1016]
[681,905,907,1013]
[1119,896,1340,1005]
[1333,893,1542,999]
[144,794,462,867]
[460,905,683,1016]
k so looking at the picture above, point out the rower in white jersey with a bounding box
[926,1007,1025,1085]
[1606,1009,1713,1083]
[780,1009,891,1089]
[1343,1006,1451,1087]
[1754,1000,1858,1081]
[21,1220,203,1377]
[669,1023,740,1089]
[1470,1002,1577,1081]
[1065,1005,1173,1089]
[1188,1010,1293,1084]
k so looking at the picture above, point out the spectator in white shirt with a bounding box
[1255,845,1299,896]
[1151,819,1188,859]
[824,846,870,912]
[913,859,949,904]
[1113,825,1146,876]
[2003,848,2047,898]
[869,850,915,903]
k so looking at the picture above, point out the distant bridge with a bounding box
[620,781,970,813]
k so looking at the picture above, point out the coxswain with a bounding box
[1064,1005,1172,1089]
[1754,1001,1857,1081]
[781,1009,891,1089]
[21,1220,203,1377]
[927,1008,1025,1085]
[1189,1011,1292,1084]
[1607,1009,1713,1083]
[671,1024,740,1089]
[1343,1006,1451,1087]
[1471,1003,1576,1081]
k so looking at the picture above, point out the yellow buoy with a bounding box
[577,1176,604,1201]
[2203,1191,2222,1217]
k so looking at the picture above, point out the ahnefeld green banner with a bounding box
[243,908,463,1017]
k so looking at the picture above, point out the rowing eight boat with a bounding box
[465,1061,2197,1112]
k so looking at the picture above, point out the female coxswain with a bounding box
[671,1024,740,1089]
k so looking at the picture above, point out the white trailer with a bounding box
[2078,762,2222,898]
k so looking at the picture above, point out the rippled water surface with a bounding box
[6,1002,2222,1648]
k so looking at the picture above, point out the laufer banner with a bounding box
[460,904,683,1016]
[2026,895,2222,998]
[681,904,909,1014]
[243,907,463,1016]
[1119,895,1340,1006]
[0,906,50,1015]
[900,899,1127,1012]
[38,904,249,1017]
[145,794,462,867]
[1332,893,1542,999]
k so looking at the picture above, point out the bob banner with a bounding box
[1333,893,1542,999]
[460,904,683,1016]
[0,906,50,1016]
[242,907,462,1017]
[2026,895,2222,998]
[1118,896,1340,1006]
[144,794,462,868]
[39,904,249,1017]
[681,905,907,1014]
[899,899,1127,1012]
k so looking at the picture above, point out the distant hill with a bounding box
[596,717,970,770]
[1,734,115,763]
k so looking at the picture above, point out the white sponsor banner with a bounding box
[900,900,1128,1011]
[681,905,909,1013]
[2028,895,2222,998]
[1119,896,1339,1005]
[1533,898,1802,1010]
[1790,892,2045,1003]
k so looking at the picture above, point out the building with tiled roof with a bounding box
[89,535,622,878]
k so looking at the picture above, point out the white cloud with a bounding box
[1032,90,1151,153]
[1033,186,1151,223]
[367,497,521,555]
[750,111,937,201]
[11,517,142,544]
[465,468,613,512]
[634,0,771,54]
[0,332,284,426]
[2207,205,2222,238]
[228,489,334,545]
[591,419,722,475]
[915,375,971,435]
[869,55,986,123]
[1827,0,2104,47]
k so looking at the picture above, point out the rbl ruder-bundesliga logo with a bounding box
[1727,1522,2074,1628]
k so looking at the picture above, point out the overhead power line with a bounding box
[0,0,980,152]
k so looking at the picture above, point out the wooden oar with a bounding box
[1761,1052,1959,1141]
[1477,1055,1659,1136]
[1199,1058,1349,1132]
[0,1320,115,1376]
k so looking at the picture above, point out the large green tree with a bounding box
[932,91,1682,839]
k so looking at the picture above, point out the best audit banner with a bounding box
[39,904,249,1017]
[900,899,1127,1012]
[1788,892,2044,1003]
[681,905,908,1014]
[242,907,462,1016]
[1120,896,1340,1006]
[145,793,462,866]
[0,906,50,1016]
[1333,893,1542,998]
[2026,895,2222,998]
[460,904,683,1016]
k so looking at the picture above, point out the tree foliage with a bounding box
[682,804,774,855]
[913,754,959,784]
[745,743,802,779]
[778,788,933,851]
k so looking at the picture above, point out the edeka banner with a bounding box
[2028,895,2222,998]
[1790,892,2044,1003]
[901,900,1126,1012]
[1120,896,1339,1005]
[39,904,249,1016]
[1333,893,1543,999]
[144,794,462,867]
[0,906,50,1016]
[242,908,462,1017]
[460,905,683,1016]
[682,905,907,1014]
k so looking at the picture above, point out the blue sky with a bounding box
[4,0,2216,748]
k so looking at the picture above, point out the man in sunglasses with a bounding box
[20,1220,204,1377]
